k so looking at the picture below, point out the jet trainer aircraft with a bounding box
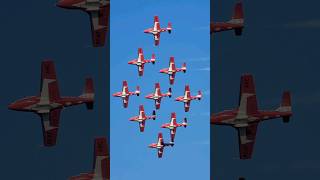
[161,113,187,142]
[211,74,292,159]
[144,16,172,46]
[8,60,95,146]
[148,132,174,158]
[129,105,156,132]
[145,83,172,109]
[69,137,110,180]
[112,81,140,108]
[57,0,110,47]
[128,48,156,76]
[159,57,186,85]
[210,1,244,35]
[175,85,202,112]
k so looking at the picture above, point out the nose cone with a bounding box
[8,102,18,110]
[148,144,154,148]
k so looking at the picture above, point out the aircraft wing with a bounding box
[89,5,109,47]
[40,61,60,104]
[69,138,109,180]
[93,138,109,180]
[40,108,61,146]
[237,123,258,159]
[69,173,94,180]
[237,74,258,118]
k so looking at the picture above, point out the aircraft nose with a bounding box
[8,103,17,110]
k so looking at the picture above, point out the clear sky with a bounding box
[110,0,210,179]
[0,0,108,179]
[212,0,320,179]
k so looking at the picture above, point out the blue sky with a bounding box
[110,0,210,179]
[212,0,320,179]
[0,1,108,179]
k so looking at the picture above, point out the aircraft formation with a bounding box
[112,16,203,158]
[211,0,293,161]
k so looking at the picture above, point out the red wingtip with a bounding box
[170,57,175,63]
[185,85,190,92]
[155,83,160,89]
[123,80,128,87]
[171,112,176,119]
[94,137,108,157]
[139,105,144,111]
[41,60,57,80]
[154,16,159,22]
[240,74,255,94]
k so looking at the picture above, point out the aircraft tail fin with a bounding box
[232,2,244,21]
[167,22,172,33]
[151,53,156,64]
[182,117,188,128]
[197,90,202,100]
[135,86,140,96]
[80,78,95,110]
[230,1,244,35]
[167,87,172,98]
[181,62,187,73]
[276,91,292,123]
[152,110,156,120]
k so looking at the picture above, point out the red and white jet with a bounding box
[112,81,140,108]
[8,61,95,147]
[145,83,172,109]
[129,105,156,132]
[210,1,244,35]
[69,137,109,180]
[128,48,156,76]
[211,74,292,159]
[159,57,186,85]
[148,132,174,158]
[175,85,202,112]
[144,16,172,46]
[161,113,187,142]
[57,0,110,47]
